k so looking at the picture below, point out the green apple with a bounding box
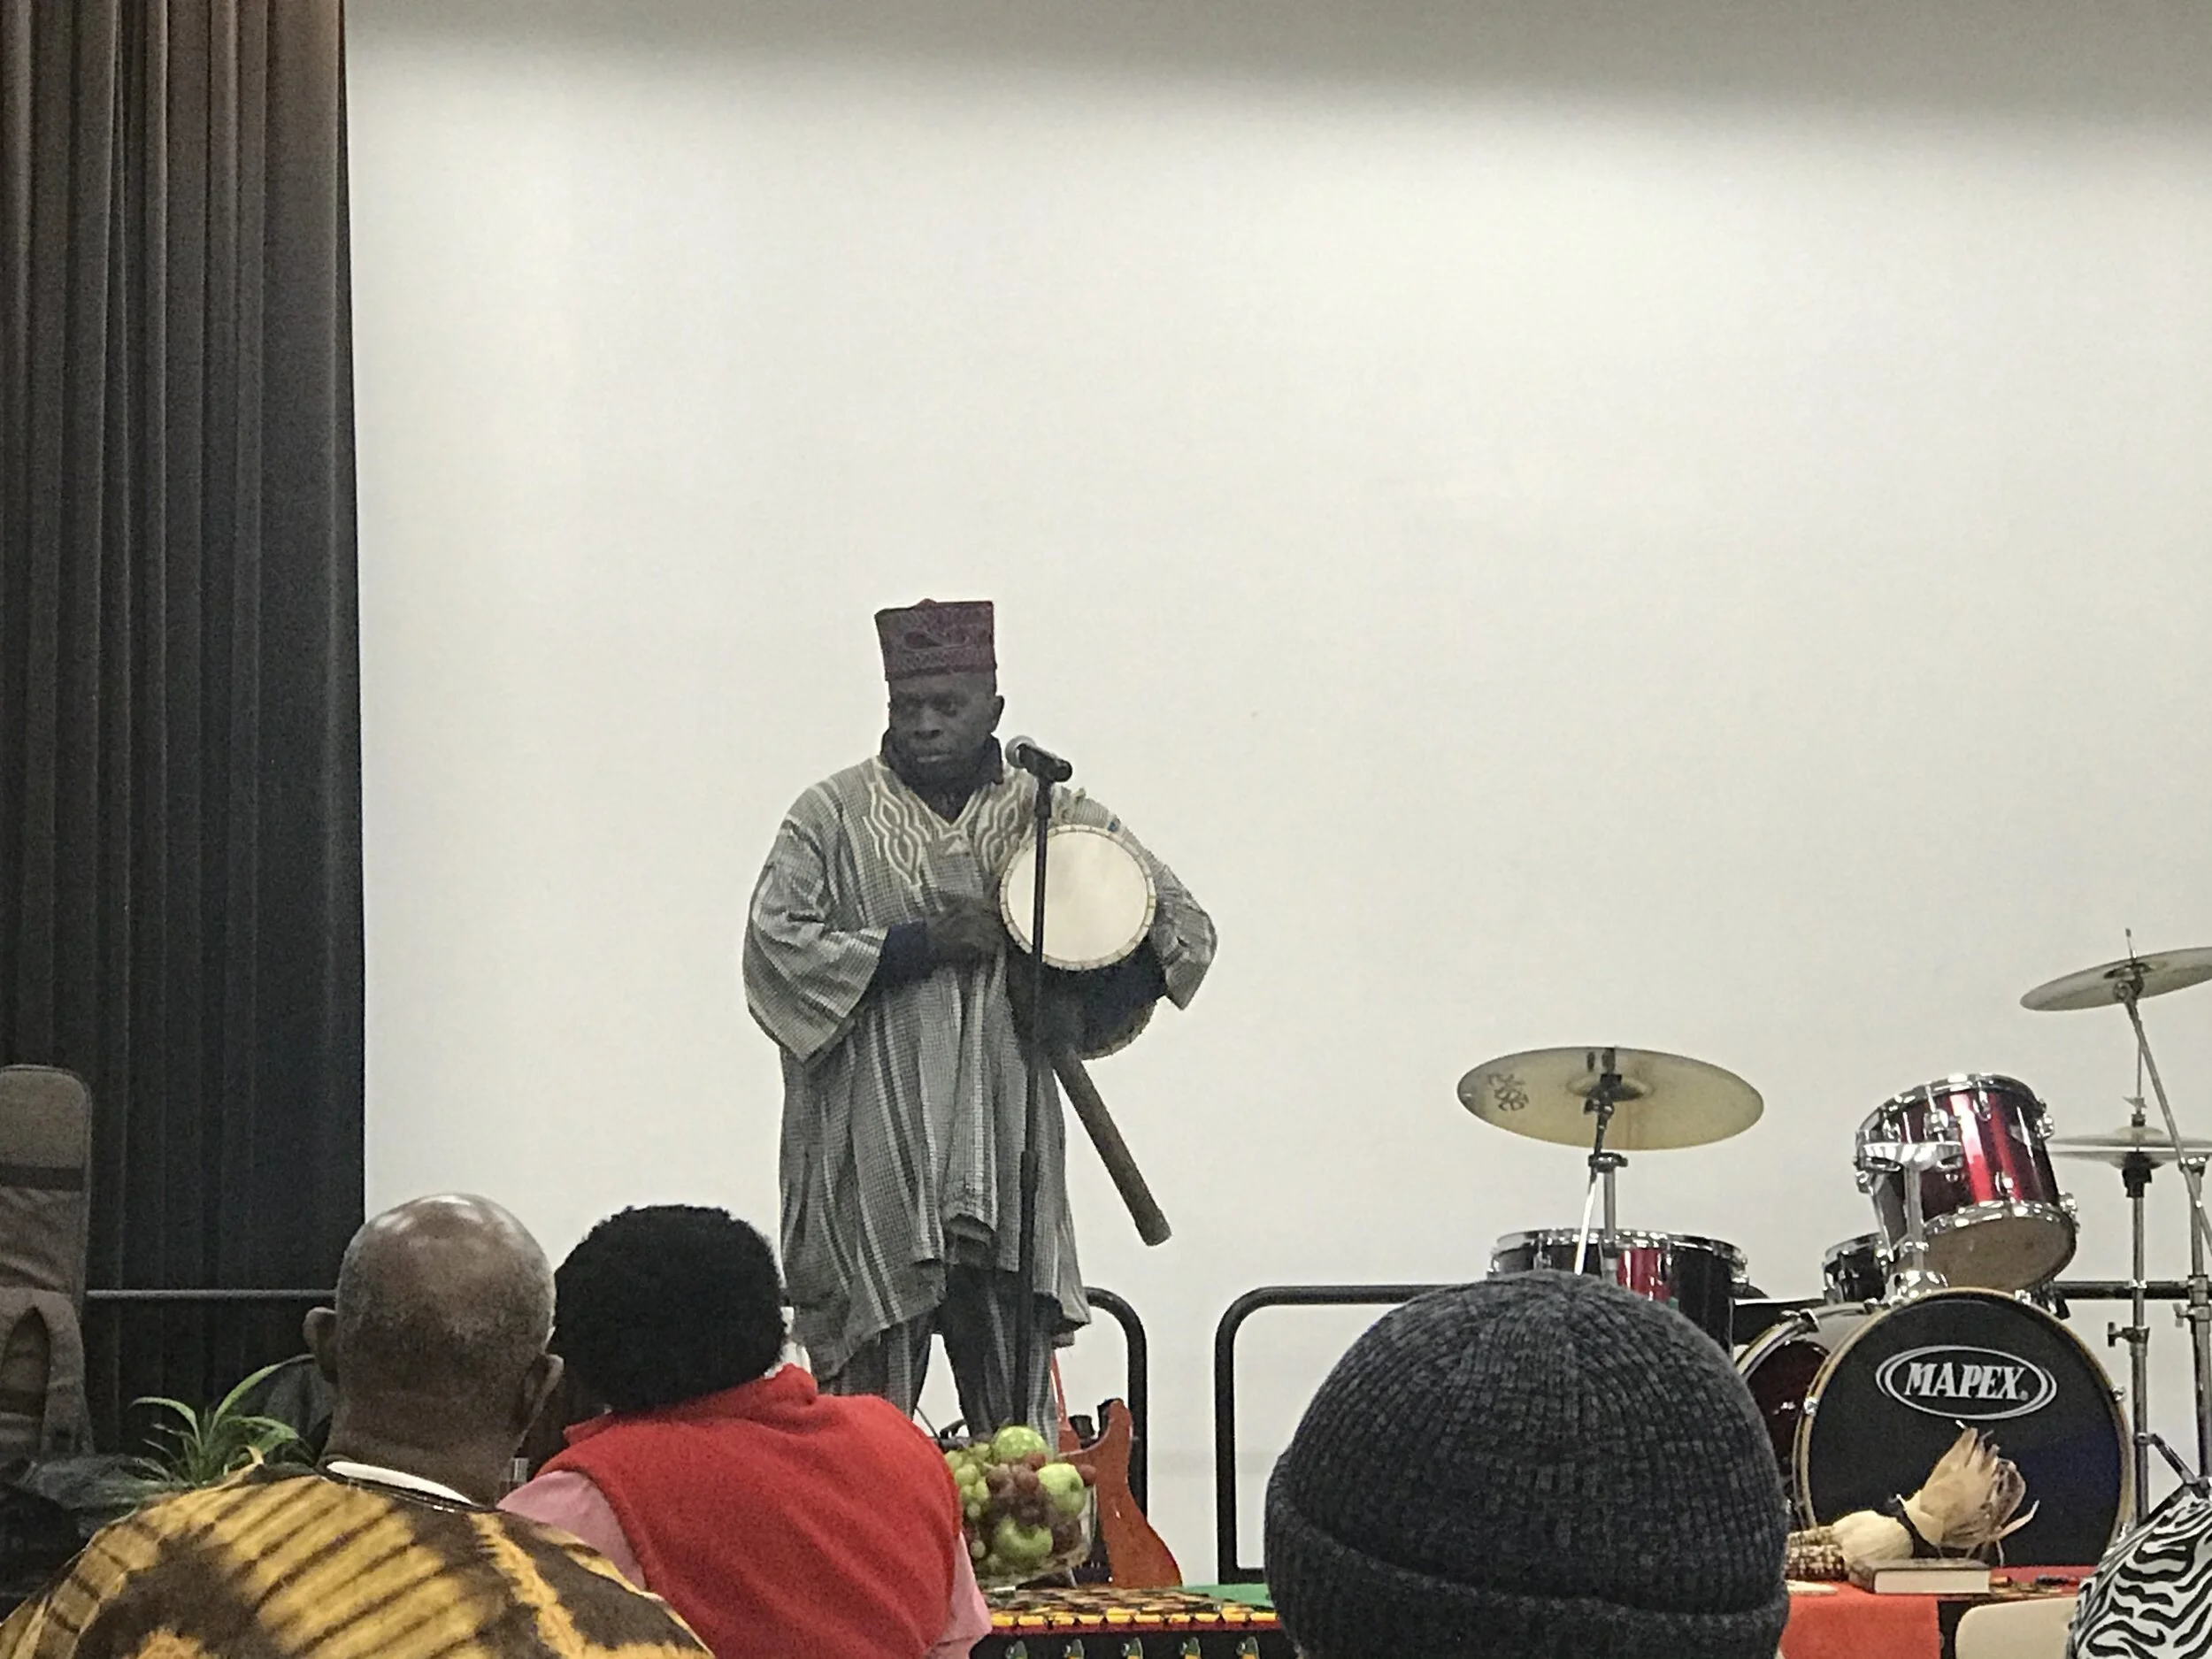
[991,1515,1056,1569]
[1037,1461,1087,1517]
[989,1424,1050,1463]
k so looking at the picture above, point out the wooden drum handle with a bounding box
[1049,1047,1173,1247]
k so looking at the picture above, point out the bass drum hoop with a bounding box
[999,822,1157,972]
[1790,1287,2131,1541]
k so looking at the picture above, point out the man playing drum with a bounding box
[743,599,1216,1435]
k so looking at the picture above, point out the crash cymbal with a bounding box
[2051,1123,2212,1168]
[2021,948,2212,1012]
[1457,1046,1763,1151]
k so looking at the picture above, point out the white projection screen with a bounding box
[348,0,2212,1574]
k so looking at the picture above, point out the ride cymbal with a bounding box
[1457,1046,1763,1151]
[2022,949,2212,1013]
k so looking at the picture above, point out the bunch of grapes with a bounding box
[942,1424,1095,1583]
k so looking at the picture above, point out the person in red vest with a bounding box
[502,1205,988,1659]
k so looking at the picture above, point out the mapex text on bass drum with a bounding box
[1737,1289,2127,1566]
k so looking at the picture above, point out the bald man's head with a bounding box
[312,1195,556,1410]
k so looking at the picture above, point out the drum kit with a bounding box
[1459,942,2212,1563]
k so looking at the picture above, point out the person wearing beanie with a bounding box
[1265,1271,1791,1659]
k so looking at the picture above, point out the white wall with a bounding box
[348,0,2212,1574]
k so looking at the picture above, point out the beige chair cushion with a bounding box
[1954,1594,2078,1659]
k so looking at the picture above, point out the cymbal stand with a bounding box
[2106,1097,2155,1525]
[2115,968,2212,1473]
[2182,1155,2212,1480]
[1573,1051,1626,1276]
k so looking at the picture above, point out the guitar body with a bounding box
[1061,1397,1181,1587]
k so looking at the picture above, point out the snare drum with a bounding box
[1736,1288,2126,1565]
[1855,1075,2076,1293]
[1490,1229,1743,1348]
[1821,1233,1889,1304]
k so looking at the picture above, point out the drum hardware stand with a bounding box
[2179,1154,2212,1480]
[1011,759,1056,1433]
[2144,1433,2209,1499]
[1862,1140,1959,1301]
[2113,964,2212,1475]
[2107,1107,2157,1525]
[1572,1050,1627,1275]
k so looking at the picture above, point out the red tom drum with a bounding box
[1854,1074,2075,1293]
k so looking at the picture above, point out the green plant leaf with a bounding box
[211,1362,294,1421]
[129,1363,310,1489]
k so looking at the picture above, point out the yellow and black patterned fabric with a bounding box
[0,1465,708,1659]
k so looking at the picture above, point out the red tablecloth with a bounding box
[1781,1571,2091,1659]
[1782,1584,1940,1659]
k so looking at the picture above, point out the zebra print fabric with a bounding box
[2069,1492,2212,1657]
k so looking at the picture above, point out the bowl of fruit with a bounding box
[943,1424,1097,1588]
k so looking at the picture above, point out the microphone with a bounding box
[1004,736,1073,783]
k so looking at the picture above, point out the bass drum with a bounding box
[1738,1289,2127,1566]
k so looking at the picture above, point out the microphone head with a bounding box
[1004,736,1071,781]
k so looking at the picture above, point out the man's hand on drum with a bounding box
[924,895,1005,967]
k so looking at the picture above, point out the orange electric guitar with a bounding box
[1056,1381,1180,1587]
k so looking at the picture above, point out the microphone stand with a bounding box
[1011,765,1055,1432]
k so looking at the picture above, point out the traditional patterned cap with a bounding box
[873,599,996,681]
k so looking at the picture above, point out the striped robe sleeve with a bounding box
[743,795,891,1066]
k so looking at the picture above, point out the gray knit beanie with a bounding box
[1265,1271,1790,1659]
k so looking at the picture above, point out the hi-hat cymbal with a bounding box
[1457,1046,1763,1151]
[2021,948,2212,1013]
[2051,1124,2212,1168]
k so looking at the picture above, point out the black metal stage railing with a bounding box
[1211,1277,2193,1583]
[86,1290,334,1304]
[81,1285,1151,1503]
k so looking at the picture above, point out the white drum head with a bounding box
[1001,824,1156,972]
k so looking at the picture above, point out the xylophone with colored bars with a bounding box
[974,1586,1294,1658]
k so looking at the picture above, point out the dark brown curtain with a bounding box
[0,0,362,1443]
